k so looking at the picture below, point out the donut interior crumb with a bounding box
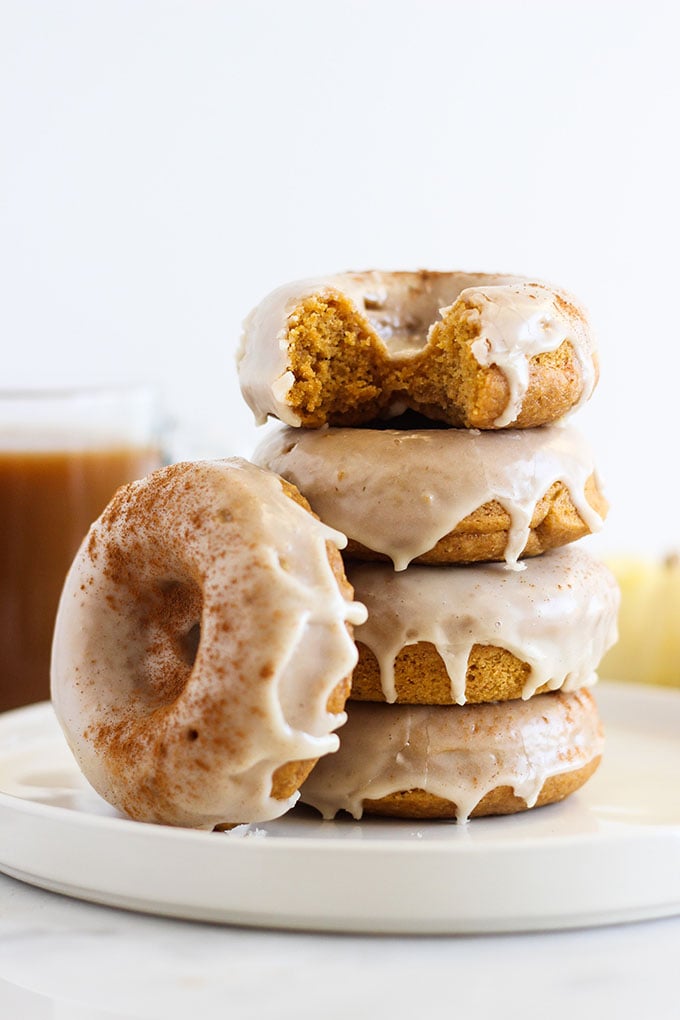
[351,641,541,705]
[400,305,493,427]
[286,295,388,427]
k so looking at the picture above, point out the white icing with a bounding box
[51,458,366,829]
[237,271,595,428]
[347,547,620,704]
[459,282,596,426]
[253,423,604,571]
[300,689,604,823]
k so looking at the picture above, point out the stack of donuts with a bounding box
[50,268,620,830]
[246,270,620,821]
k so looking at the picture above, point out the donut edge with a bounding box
[360,756,602,820]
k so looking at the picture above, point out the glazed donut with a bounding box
[254,421,607,570]
[300,689,603,822]
[238,270,598,430]
[51,458,366,829]
[347,547,620,705]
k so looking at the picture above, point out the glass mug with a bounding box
[0,385,164,713]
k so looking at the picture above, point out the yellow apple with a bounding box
[599,555,680,687]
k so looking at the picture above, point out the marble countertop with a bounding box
[0,872,678,1020]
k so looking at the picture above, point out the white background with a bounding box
[1,0,678,554]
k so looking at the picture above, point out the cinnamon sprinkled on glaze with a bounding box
[51,458,366,829]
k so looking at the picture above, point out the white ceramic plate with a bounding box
[0,682,678,934]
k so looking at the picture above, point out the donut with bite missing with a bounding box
[238,270,598,430]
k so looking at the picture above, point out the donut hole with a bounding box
[139,578,203,706]
[179,622,201,668]
[359,277,445,350]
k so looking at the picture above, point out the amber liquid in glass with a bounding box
[0,446,161,711]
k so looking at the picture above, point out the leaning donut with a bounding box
[51,458,366,829]
[238,270,598,430]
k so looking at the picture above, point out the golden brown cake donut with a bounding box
[300,689,604,822]
[346,548,620,705]
[254,422,607,569]
[238,271,598,430]
[51,458,367,829]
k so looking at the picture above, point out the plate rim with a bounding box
[0,683,678,934]
[0,682,678,852]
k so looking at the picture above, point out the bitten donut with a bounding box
[254,422,607,570]
[51,458,366,829]
[238,270,598,430]
[347,547,620,705]
[300,689,604,822]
